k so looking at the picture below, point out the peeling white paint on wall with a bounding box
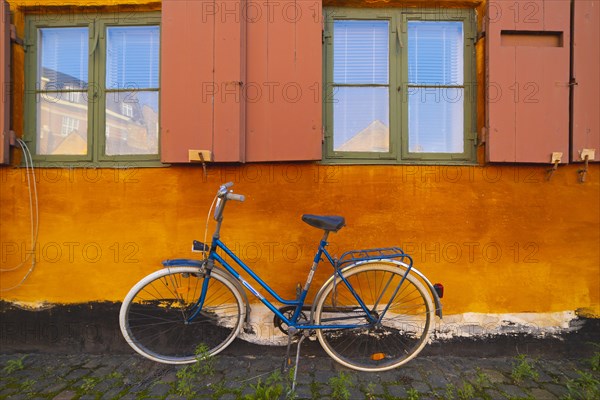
[237,305,580,346]
[432,311,579,339]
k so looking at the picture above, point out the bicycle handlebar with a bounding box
[214,182,245,221]
[218,182,244,202]
[226,193,245,202]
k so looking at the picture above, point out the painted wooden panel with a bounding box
[245,0,322,161]
[486,10,517,162]
[572,0,600,162]
[161,0,244,163]
[161,0,215,163]
[162,0,321,162]
[213,0,245,162]
[0,0,9,165]
[486,0,570,163]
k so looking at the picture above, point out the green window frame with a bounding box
[24,12,161,167]
[323,8,477,164]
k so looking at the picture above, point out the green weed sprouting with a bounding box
[243,370,284,400]
[328,371,353,400]
[511,354,539,383]
[79,376,100,393]
[564,370,600,400]
[406,387,421,400]
[456,381,476,400]
[2,355,27,375]
[174,343,215,397]
[587,348,600,372]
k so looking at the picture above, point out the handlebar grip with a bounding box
[226,193,245,202]
[223,182,234,189]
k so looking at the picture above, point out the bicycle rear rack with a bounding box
[336,247,413,268]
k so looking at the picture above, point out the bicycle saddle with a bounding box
[301,214,345,232]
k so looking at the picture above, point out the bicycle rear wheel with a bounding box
[314,263,433,371]
[119,266,244,364]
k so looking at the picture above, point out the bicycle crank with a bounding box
[273,305,310,334]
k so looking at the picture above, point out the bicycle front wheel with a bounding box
[314,263,434,371]
[119,266,244,364]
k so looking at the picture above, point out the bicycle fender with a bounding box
[162,258,203,267]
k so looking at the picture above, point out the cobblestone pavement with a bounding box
[1,341,599,400]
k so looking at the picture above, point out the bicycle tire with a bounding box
[119,266,244,364]
[314,262,434,371]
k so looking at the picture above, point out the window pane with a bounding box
[36,93,88,155]
[334,87,389,152]
[105,91,159,155]
[39,28,88,89]
[408,21,463,85]
[333,20,389,85]
[408,88,464,153]
[106,26,160,89]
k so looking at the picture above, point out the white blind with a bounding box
[408,21,463,85]
[39,27,88,88]
[333,20,389,85]
[332,20,390,152]
[106,26,160,90]
[407,21,464,153]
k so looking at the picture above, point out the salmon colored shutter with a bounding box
[212,0,246,162]
[245,0,322,161]
[572,0,599,162]
[161,0,322,163]
[486,0,570,163]
[161,0,244,163]
[0,0,10,165]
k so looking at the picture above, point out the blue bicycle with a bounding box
[120,183,443,372]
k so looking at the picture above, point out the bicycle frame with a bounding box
[192,234,385,331]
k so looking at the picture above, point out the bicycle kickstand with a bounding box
[283,329,308,393]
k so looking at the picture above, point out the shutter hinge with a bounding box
[10,25,24,47]
[468,134,478,146]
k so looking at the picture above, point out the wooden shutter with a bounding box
[161,0,322,163]
[0,0,9,165]
[245,0,322,161]
[161,0,245,162]
[572,0,599,162]
[486,0,570,163]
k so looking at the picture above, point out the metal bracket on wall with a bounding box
[189,150,213,178]
[546,152,562,181]
[578,149,595,183]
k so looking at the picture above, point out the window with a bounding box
[324,8,476,164]
[332,20,390,153]
[25,12,160,165]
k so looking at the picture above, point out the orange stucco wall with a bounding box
[2,163,599,318]
[1,0,598,320]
